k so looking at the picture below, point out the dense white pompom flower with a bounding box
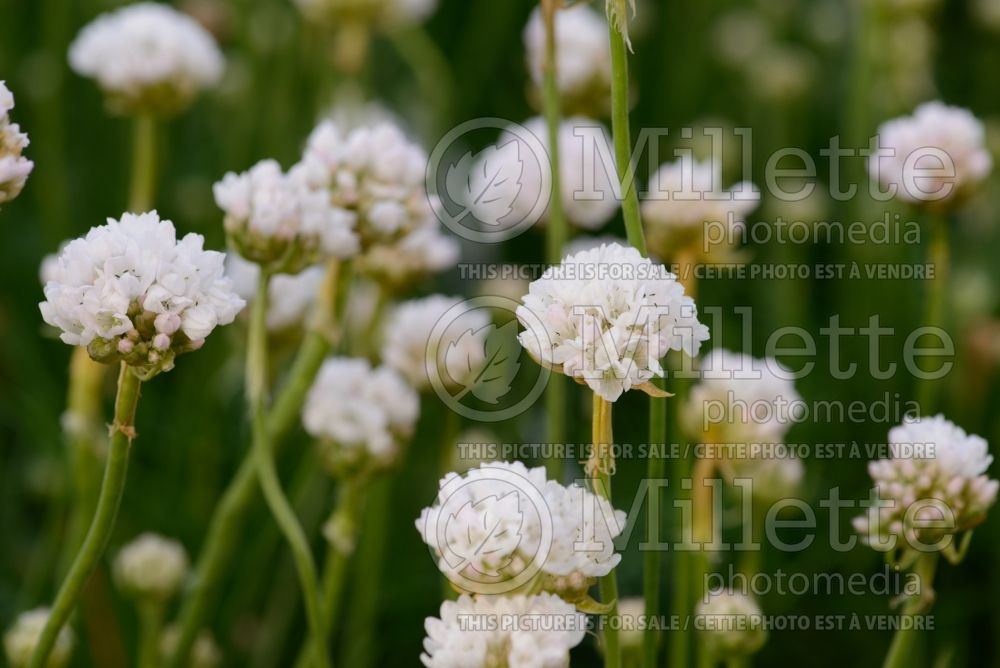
[516,242,710,402]
[39,211,245,377]
[302,357,419,472]
[421,593,587,668]
[381,295,491,391]
[214,159,359,273]
[114,533,189,601]
[298,120,433,250]
[523,5,611,115]
[68,2,224,115]
[854,414,999,553]
[294,0,437,29]
[869,102,992,206]
[417,461,626,599]
[642,158,759,260]
[696,590,766,659]
[3,608,75,668]
[0,81,34,205]
[225,254,327,331]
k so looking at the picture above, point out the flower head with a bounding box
[417,461,626,599]
[381,295,491,391]
[0,81,33,205]
[421,593,586,668]
[356,221,459,289]
[214,159,358,273]
[68,2,224,115]
[517,242,709,401]
[160,627,221,668]
[225,255,327,331]
[4,608,75,668]
[114,533,189,602]
[642,158,759,260]
[869,102,992,206]
[854,414,999,554]
[696,590,766,659]
[302,357,419,473]
[39,211,245,378]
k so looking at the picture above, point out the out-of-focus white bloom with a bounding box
[294,0,437,30]
[696,590,766,659]
[0,81,33,205]
[68,2,224,115]
[617,596,646,651]
[421,593,586,668]
[39,211,245,377]
[357,222,459,288]
[855,414,999,552]
[303,357,419,472]
[523,5,611,115]
[381,295,491,391]
[973,0,1000,32]
[214,159,358,273]
[226,254,326,331]
[516,243,709,402]
[747,46,816,102]
[417,461,626,598]
[161,627,221,668]
[642,158,759,260]
[113,533,189,601]
[4,608,75,668]
[711,10,772,67]
[869,102,992,206]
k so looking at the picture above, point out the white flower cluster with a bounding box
[161,627,221,668]
[39,211,245,377]
[421,593,586,668]
[3,608,75,668]
[854,414,999,551]
[523,5,611,116]
[642,158,759,259]
[869,102,992,206]
[517,242,710,402]
[68,2,224,115]
[294,0,437,30]
[417,461,626,599]
[0,81,33,205]
[696,590,766,659]
[226,255,327,332]
[114,533,190,601]
[382,295,491,391]
[214,159,359,273]
[302,357,419,472]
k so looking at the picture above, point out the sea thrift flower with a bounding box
[357,221,459,289]
[214,159,359,273]
[113,533,190,602]
[302,357,419,472]
[226,254,327,331]
[869,102,992,206]
[3,608,75,668]
[421,593,586,668]
[854,414,999,555]
[523,5,612,115]
[642,158,759,260]
[161,627,221,668]
[696,590,766,659]
[39,211,245,378]
[68,2,224,115]
[516,242,709,402]
[381,295,491,391]
[417,461,626,599]
[0,81,33,205]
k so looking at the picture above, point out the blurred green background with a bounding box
[2,0,1000,666]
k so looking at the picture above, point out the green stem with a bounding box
[128,115,157,212]
[917,213,949,413]
[883,552,938,668]
[167,261,347,668]
[137,601,165,668]
[607,19,646,256]
[386,26,455,136]
[247,272,330,668]
[643,394,665,668]
[692,457,716,668]
[30,363,142,668]
[592,394,622,668]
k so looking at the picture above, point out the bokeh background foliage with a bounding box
[2,0,1000,666]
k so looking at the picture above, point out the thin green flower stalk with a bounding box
[246,271,330,668]
[137,601,165,668]
[167,261,348,667]
[917,212,949,412]
[882,552,938,668]
[29,363,142,668]
[128,114,157,212]
[591,393,622,668]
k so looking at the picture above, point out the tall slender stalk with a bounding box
[592,393,622,668]
[643,394,665,667]
[137,601,165,668]
[691,455,716,668]
[168,261,347,667]
[917,212,949,413]
[883,552,938,668]
[30,363,142,668]
[247,272,330,668]
[129,115,157,212]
